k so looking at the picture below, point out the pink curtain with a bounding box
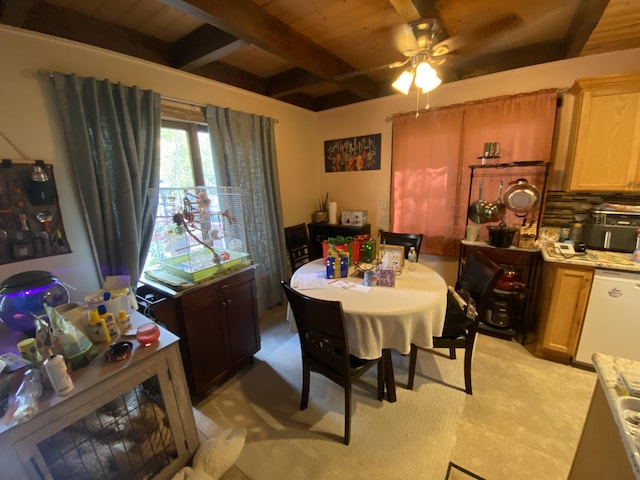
[391,89,558,256]
[391,107,465,256]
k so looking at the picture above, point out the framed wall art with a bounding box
[324,133,381,172]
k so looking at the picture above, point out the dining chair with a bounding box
[407,249,503,395]
[284,223,311,273]
[281,281,384,445]
[379,231,424,259]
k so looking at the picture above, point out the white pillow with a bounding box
[191,427,247,480]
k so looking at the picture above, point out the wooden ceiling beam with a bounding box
[189,61,266,96]
[161,0,378,100]
[565,0,610,57]
[21,2,172,65]
[452,40,567,79]
[275,92,316,111]
[266,69,325,98]
[388,0,450,37]
[0,0,40,27]
[172,24,246,69]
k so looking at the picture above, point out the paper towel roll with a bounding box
[328,202,337,224]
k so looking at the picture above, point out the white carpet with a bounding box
[197,336,467,480]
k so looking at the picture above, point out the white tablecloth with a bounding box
[289,259,447,360]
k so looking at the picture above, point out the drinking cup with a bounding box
[466,225,481,242]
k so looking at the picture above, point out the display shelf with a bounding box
[466,162,550,247]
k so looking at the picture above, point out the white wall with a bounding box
[316,49,640,284]
[0,25,317,299]
[1,24,639,292]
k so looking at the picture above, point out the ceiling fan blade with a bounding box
[334,59,409,81]
[432,13,523,57]
[393,22,420,55]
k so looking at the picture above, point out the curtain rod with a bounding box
[385,87,571,122]
[161,95,279,123]
[161,96,207,108]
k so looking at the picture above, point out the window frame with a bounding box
[161,119,210,186]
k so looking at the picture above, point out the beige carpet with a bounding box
[196,335,468,480]
[449,334,596,480]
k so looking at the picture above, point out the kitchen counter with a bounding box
[569,353,640,479]
[541,246,640,273]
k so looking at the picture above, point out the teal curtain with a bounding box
[206,106,286,314]
[49,72,160,286]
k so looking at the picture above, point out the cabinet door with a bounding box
[224,272,260,368]
[537,265,593,362]
[180,287,230,396]
[566,76,640,191]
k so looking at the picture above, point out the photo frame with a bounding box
[379,244,405,271]
[324,133,381,172]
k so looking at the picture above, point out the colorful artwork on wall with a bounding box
[324,133,381,172]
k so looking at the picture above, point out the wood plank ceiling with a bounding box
[1,0,639,111]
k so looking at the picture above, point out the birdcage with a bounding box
[147,187,251,283]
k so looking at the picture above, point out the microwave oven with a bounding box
[583,210,640,253]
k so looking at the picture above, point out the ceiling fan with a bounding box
[336,14,523,95]
[389,18,450,94]
[334,17,448,89]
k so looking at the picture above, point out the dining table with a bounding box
[288,258,447,402]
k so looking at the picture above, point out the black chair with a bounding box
[407,250,503,395]
[284,223,310,273]
[281,281,384,445]
[379,231,424,259]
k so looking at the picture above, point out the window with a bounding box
[145,116,218,270]
[160,120,216,187]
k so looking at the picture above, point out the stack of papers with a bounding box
[295,274,327,290]
[620,371,640,397]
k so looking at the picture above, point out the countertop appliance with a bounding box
[575,269,640,366]
[583,210,640,253]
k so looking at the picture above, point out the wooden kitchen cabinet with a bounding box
[564,73,640,192]
[140,266,260,398]
[535,263,594,363]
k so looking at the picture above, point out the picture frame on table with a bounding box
[379,244,404,272]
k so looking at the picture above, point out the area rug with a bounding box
[196,337,467,480]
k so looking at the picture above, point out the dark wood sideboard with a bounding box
[138,266,260,398]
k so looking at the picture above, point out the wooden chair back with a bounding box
[284,223,310,273]
[281,281,351,383]
[379,231,424,259]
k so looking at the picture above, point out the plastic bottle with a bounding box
[87,309,111,343]
[632,228,640,263]
[10,368,43,424]
[407,247,417,271]
[117,309,132,335]
[98,304,120,338]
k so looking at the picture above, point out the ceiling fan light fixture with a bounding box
[414,62,441,93]
[392,70,414,95]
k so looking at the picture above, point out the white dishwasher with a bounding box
[575,269,640,366]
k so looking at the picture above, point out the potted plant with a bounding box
[312,192,329,223]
